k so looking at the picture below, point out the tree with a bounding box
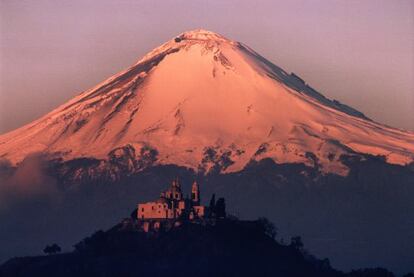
[43,245,52,255]
[51,244,61,254]
[74,230,106,253]
[257,217,277,239]
[290,236,304,250]
[215,198,226,218]
[208,194,216,217]
[209,194,216,209]
[346,268,395,277]
[130,208,138,219]
[43,243,61,255]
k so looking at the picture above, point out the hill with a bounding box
[0,217,400,277]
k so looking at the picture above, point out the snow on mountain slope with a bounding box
[0,29,413,175]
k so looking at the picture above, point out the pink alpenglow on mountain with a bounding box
[1,29,413,175]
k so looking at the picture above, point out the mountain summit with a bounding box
[1,29,413,175]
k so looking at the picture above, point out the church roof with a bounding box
[156,198,169,204]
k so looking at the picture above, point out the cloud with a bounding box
[0,154,60,212]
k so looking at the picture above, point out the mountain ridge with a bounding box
[0,29,413,176]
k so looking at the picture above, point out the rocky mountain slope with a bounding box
[0,29,413,177]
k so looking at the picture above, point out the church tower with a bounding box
[191,181,200,205]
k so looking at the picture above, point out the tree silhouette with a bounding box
[52,244,61,253]
[290,236,304,250]
[130,208,137,219]
[209,194,216,209]
[347,267,395,277]
[208,194,216,218]
[258,217,277,239]
[43,246,52,255]
[215,197,226,218]
[43,243,61,255]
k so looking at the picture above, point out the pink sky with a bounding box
[0,0,413,133]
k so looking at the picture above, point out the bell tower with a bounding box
[191,181,200,205]
[170,178,183,200]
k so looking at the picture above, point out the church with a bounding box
[137,179,207,221]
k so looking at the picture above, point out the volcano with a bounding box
[1,30,414,273]
[0,29,413,176]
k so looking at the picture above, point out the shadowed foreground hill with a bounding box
[0,218,397,277]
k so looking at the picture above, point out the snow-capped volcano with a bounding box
[1,29,413,175]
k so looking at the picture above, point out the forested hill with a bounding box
[0,217,400,277]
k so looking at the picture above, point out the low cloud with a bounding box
[0,154,60,212]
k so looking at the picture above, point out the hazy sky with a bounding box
[0,0,413,133]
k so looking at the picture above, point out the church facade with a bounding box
[137,179,207,221]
